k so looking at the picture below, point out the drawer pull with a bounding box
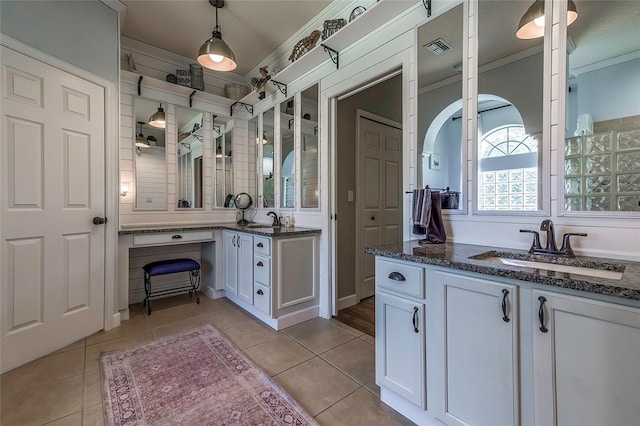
[257,261,264,267]
[171,235,183,240]
[538,296,548,333]
[256,289,264,295]
[388,272,406,281]
[257,242,264,248]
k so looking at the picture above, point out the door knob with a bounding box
[92,217,107,225]
[371,216,375,220]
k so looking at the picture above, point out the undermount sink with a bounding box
[471,251,625,280]
[244,224,281,229]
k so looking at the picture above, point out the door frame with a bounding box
[1,34,120,331]
[355,110,403,303]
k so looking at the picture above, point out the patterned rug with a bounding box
[101,325,317,425]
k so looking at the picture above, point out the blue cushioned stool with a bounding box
[142,258,200,315]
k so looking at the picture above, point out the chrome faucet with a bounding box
[520,220,587,257]
[266,211,280,227]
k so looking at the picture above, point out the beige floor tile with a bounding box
[222,320,280,349]
[284,318,356,354]
[50,339,86,356]
[137,292,204,312]
[243,334,314,376]
[197,295,235,313]
[321,339,375,386]
[151,316,211,339]
[43,411,82,425]
[86,313,149,346]
[364,381,381,397]
[273,357,360,417]
[1,348,85,396]
[83,363,102,408]
[142,303,202,328]
[85,329,155,363]
[1,375,83,426]
[330,318,365,337]
[82,403,105,426]
[359,333,375,345]
[315,387,414,426]
[200,305,256,330]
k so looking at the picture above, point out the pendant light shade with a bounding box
[216,141,224,158]
[516,0,578,40]
[135,121,150,148]
[197,0,237,72]
[148,104,166,128]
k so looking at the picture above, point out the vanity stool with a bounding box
[142,258,200,315]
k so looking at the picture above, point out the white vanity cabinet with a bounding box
[532,290,640,426]
[428,270,519,426]
[222,230,253,303]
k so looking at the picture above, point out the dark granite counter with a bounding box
[365,240,640,301]
[119,223,321,237]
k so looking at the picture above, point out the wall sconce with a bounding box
[120,183,129,197]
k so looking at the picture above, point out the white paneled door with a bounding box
[357,114,402,299]
[1,47,105,373]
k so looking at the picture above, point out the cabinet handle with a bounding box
[256,261,264,267]
[257,242,264,248]
[388,272,406,281]
[256,289,264,295]
[412,307,419,333]
[501,289,510,322]
[237,237,240,248]
[171,234,183,240]
[538,296,548,333]
[232,235,236,247]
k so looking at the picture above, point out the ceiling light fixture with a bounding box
[135,121,150,148]
[516,0,578,40]
[148,104,166,128]
[197,0,237,72]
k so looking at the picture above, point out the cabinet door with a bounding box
[237,233,254,304]
[533,291,640,426]
[223,231,238,295]
[375,291,425,408]
[431,271,518,426]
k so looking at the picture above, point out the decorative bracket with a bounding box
[422,0,431,17]
[212,114,221,134]
[230,101,253,117]
[137,76,143,96]
[272,80,287,96]
[189,91,197,108]
[288,118,294,130]
[321,44,339,69]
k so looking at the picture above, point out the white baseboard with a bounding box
[337,294,358,311]
[202,286,226,300]
[380,388,438,426]
[119,308,130,321]
[275,306,319,329]
[112,311,121,328]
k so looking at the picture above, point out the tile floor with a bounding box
[0,293,413,426]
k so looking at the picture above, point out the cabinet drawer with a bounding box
[376,258,425,298]
[254,237,271,256]
[133,230,213,247]
[254,255,271,286]
[254,282,270,315]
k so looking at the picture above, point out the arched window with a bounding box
[478,125,538,211]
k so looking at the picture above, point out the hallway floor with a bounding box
[334,296,376,337]
[0,293,413,425]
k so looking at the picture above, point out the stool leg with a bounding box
[144,272,152,315]
[190,269,201,304]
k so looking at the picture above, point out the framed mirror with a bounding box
[280,97,295,208]
[262,108,275,208]
[176,107,204,209]
[563,0,640,213]
[214,120,233,208]
[417,4,464,212]
[476,0,545,212]
[133,98,167,210]
[300,84,319,208]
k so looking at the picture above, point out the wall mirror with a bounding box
[417,3,464,212]
[280,97,295,208]
[262,108,275,208]
[300,84,319,208]
[476,0,545,212]
[563,0,640,213]
[133,97,167,210]
[214,121,233,208]
[176,107,204,209]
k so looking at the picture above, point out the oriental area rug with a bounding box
[101,325,317,425]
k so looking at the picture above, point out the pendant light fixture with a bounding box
[197,0,237,72]
[216,141,224,158]
[148,103,166,128]
[135,121,150,148]
[516,0,578,39]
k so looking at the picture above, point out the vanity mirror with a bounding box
[280,97,295,208]
[214,122,233,208]
[417,4,464,211]
[133,97,167,210]
[262,108,275,208]
[476,0,545,212]
[176,107,204,209]
[563,0,640,213]
[300,84,319,209]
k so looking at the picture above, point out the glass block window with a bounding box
[478,125,539,211]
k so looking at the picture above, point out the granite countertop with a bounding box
[118,223,321,237]
[365,240,640,301]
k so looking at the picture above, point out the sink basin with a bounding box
[471,251,625,280]
[244,224,281,229]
